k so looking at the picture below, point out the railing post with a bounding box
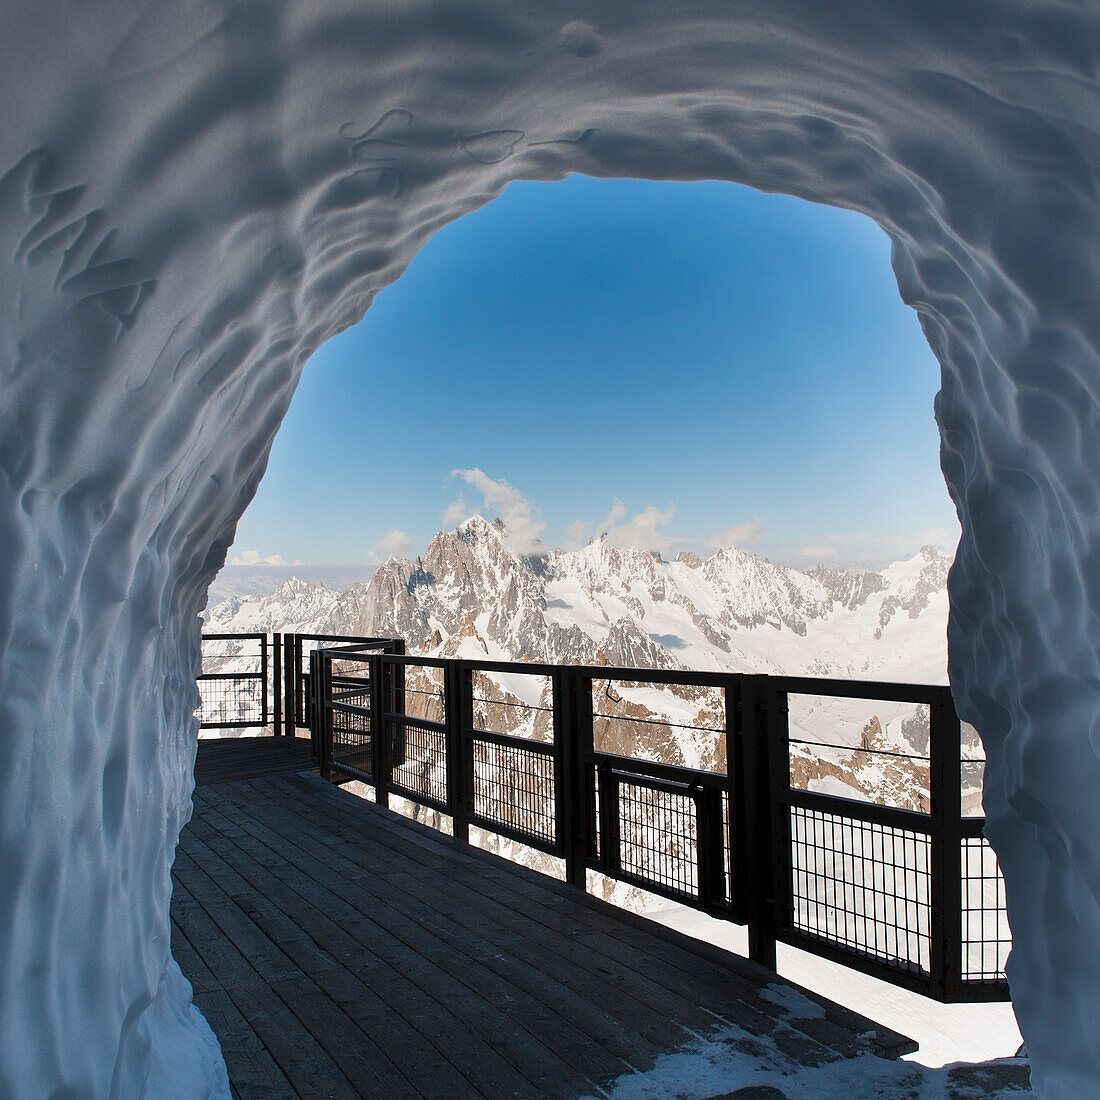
[696,784,726,912]
[284,633,297,738]
[930,685,964,999]
[557,667,587,890]
[597,762,621,877]
[739,674,778,970]
[369,654,390,808]
[445,660,471,843]
[578,674,597,867]
[313,649,332,780]
[766,678,790,966]
[259,633,269,733]
[726,674,748,924]
[389,646,407,770]
[272,633,282,736]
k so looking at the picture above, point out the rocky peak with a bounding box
[202,576,341,635]
[455,513,498,543]
[206,526,951,684]
[805,564,887,611]
[875,546,951,637]
[702,546,832,635]
[596,618,680,670]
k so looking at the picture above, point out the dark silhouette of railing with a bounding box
[311,644,1010,1004]
[196,631,401,732]
[196,632,1009,1003]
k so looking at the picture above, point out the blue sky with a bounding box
[228,175,958,573]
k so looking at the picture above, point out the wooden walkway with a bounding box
[194,734,315,786]
[174,742,916,1099]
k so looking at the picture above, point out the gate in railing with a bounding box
[197,632,270,729]
[311,647,1010,1004]
[281,633,404,738]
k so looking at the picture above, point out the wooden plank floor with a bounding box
[194,735,315,785]
[174,764,916,1099]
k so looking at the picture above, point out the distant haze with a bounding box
[206,564,375,605]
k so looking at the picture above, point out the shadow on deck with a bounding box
[193,734,315,786]
[174,739,915,1099]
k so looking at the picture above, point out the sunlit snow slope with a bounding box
[3,2,1099,1096]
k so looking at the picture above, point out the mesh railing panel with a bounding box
[617,780,698,900]
[962,837,1011,982]
[390,719,447,806]
[399,665,446,726]
[196,677,264,726]
[789,804,930,974]
[472,738,556,847]
[331,705,373,779]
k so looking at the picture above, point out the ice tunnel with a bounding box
[2,1,1099,1095]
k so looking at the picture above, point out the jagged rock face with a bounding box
[874,546,952,638]
[598,617,680,670]
[223,521,953,680]
[700,548,834,635]
[204,578,338,633]
[4,1,1100,1094]
[806,565,887,611]
[341,559,433,645]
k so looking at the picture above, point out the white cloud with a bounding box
[771,522,962,569]
[229,550,301,566]
[919,527,955,547]
[599,498,627,531]
[603,503,677,553]
[442,493,468,528]
[564,500,629,550]
[703,518,767,549]
[367,529,412,563]
[565,519,590,549]
[450,469,546,554]
[800,526,960,558]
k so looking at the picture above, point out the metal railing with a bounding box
[196,631,402,735]
[194,632,1009,1002]
[311,647,1009,1004]
[197,632,269,729]
[283,632,403,738]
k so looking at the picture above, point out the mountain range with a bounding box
[206,514,951,685]
[204,518,971,811]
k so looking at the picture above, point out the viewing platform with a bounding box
[175,739,915,1099]
[185,634,1022,1095]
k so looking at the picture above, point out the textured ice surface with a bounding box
[1,1,1098,1095]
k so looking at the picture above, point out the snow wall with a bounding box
[1,1,1097,1095]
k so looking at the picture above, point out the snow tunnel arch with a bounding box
[2,2,1098,1096]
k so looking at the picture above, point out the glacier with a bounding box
[1,1,1098,1096]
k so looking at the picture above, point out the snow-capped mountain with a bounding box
[206,515,951,684]
[203,518,963,808]
[203,576,340,634]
